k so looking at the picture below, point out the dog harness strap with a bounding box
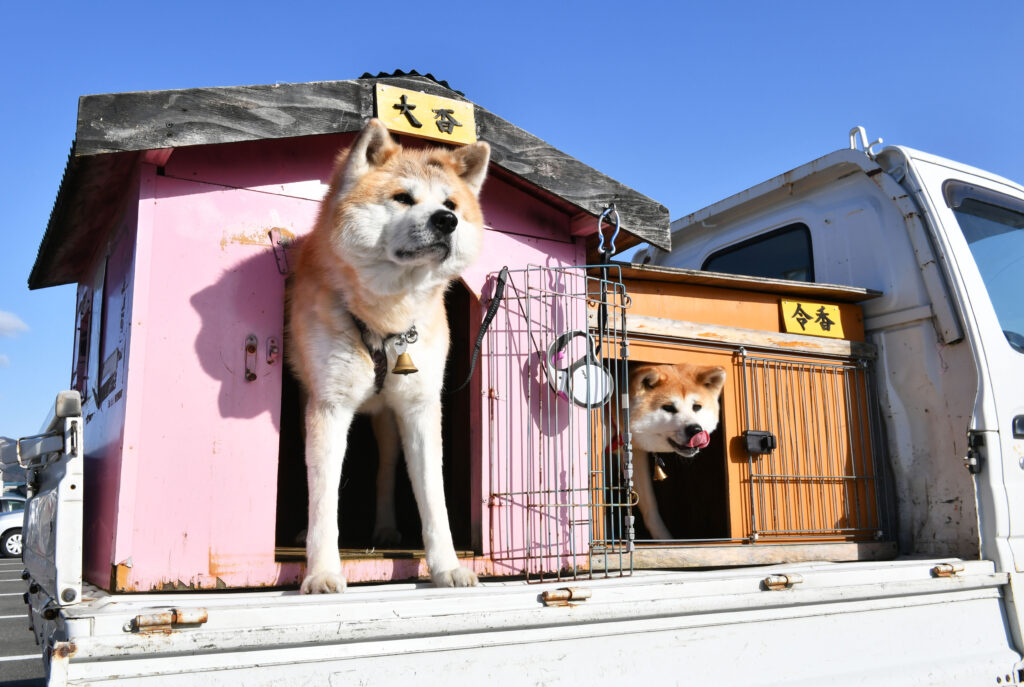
[350,314,391,394]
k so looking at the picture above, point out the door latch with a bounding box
[745,430,777,456]
[964,430,985,474]
[268,228,292,275]
[541,587,592,607]
[245,334,259,382]
[762,573,803,591]
[127,608,208,633]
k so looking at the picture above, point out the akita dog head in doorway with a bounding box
[289,119,490,593]
[627,363,727,539]
[297,119,490,330]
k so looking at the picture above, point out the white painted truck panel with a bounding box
[895,150,1024,575]
[47,561,1021,686]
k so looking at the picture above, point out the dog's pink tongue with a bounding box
[688,431,710,449]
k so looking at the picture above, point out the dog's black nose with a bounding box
[685,424,703,438]
[430,209,458,234]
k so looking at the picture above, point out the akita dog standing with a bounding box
[288,119,490,593]
[628,363,727,540]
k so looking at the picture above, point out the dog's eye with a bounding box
[443,199,457,211]
[393,192,416,205]
[661,404,677,414]
[693,403,703,412]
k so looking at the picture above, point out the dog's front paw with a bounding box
[371,526,403,548]
[432,566,479,588]
[301,570,348,594]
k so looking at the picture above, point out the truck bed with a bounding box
[41,558,1021,686]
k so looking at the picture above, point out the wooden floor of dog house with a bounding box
[620,540,897,569]
[274,547,477,561]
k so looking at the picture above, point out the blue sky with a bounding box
[1,0,1022,438]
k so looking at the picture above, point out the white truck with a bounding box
[4,127,1024,685]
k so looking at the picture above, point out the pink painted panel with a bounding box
[479,177,572,243]
[97,135,592,589]
[165,135,575,243]
[161,135,351,201]
[117,169,319,590]
[460,229,584,299]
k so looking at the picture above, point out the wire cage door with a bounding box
[738,348,891,542]
[485,265,633,581]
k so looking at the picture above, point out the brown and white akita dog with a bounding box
[628,363,727,539]
[288,119,490,593]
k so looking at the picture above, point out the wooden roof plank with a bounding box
[75,80,372,156]
[31,75,670,289]
[608,262,883,303]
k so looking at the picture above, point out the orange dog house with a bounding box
[604,263,895,567]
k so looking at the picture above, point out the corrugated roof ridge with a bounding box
[358,70,463,96]
[29,143,77,289]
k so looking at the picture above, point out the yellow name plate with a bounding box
[375,84,477,145]
[781,299,845,339]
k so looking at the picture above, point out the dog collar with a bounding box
[350,314,418,394]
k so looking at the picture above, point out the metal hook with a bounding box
[596,204,621,257]
[849,126,883,160]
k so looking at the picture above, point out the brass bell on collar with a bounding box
[392,352,418,375]
[653,456,668,482]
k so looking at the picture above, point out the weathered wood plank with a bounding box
[76,80,371,157]
[590,311,878,359]
[274,547,476,561]
[619,541,897,569]
[611,262,882,303]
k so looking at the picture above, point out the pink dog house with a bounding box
[29,71,669,591]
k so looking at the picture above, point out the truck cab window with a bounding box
[702,223,813,282]
[944,181,1024,354]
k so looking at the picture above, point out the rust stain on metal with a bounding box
[541,587,592,606]
[762,573,804,590]
[132,608,209,633]
[52,641,77,659]
[174,608,209,625]
[931,563,964,578]
[135,611,175,629]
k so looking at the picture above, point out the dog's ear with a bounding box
[634,366,667,391]
[449,141,491,196]
[341,119,399,188]
[698,366,727,396]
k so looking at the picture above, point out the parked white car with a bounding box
[0,494,25,557]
